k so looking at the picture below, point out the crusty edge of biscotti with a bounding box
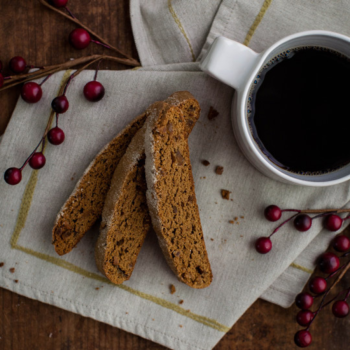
[94,125,147,284]
[166,91,200,137]
[52,113,146,255]
[144,101,212,289]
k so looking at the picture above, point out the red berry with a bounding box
[294,214,312,232]
[9,56,27,73]
[21,82,42,103]
[296,310,314,327]
[69,28,91,49]
[264,205,282,222]
[255,237,272,254]
[29,152,46,170]
[48,127,65,145]
[51,95,69,113]
[51,0,68,7]
[294,330,312,348]
[318,252,340,274]
[309,276,327,294]
[333,235,350,252]
[83,81,105,102]
[332,300,349,318]
[295,293,314,310]
[324,214,343,231]
[0,73,4,88]
[4,167,22,185]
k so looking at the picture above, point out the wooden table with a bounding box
[1,1,349,349]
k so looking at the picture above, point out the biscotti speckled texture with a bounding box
[95,91,201,284]
[144,100,213,289]
[52,113,147,256]
[95,126,150,284]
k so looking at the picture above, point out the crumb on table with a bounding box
[9,268,15,273]
[202,160,210,166]
[170,284,176,294]
[179,300,184,305]
[0,262,4,267]
[229,220,234,224]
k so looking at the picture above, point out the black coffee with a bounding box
[248,47,350,175]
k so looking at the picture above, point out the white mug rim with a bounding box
[239,30,350,187]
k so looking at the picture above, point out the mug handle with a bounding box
[200,36,260,90]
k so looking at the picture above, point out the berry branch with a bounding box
[38,0,139,66]
[4,57,101,185]
[255,205,350,254]
[256,204,350,347]
[294,260,350,347]
[3,0,141,185]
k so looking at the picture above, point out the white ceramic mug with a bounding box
[200,30,350,187]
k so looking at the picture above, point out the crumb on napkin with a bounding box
[208,106,219,120]
[215,166,224,175]
[221,190,231,200]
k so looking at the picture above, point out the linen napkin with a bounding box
[1,67,350,350]
[131,0,350,307]
[1,2,350,350]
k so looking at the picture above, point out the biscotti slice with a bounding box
[95,92,201,284]
[145,102,213,289]
[165,91,200,137]
[52,113,147,255]
[95,126,150,284]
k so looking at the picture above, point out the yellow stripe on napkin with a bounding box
[244,0,273,46]
[168,0,196,62]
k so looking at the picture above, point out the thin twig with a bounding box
[19,138,45,170]
[4,55,101,83]
[299,209,350,214]
[38,0,140,65]
[270,213,299,237]
[0,55,139,92]
[64,6,75,19]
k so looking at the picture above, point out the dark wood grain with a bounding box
[1,1,350,349]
